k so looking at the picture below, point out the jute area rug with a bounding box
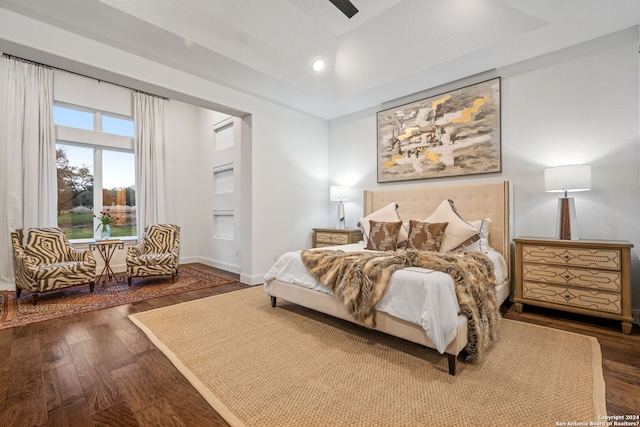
[130,287,607,427]
[0,265,236,330]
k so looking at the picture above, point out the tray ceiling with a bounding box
[0,0,639,119]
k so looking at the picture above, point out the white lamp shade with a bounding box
[544,164,591,193]
[330,186,351,201]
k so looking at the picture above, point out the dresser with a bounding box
[514,237,633,334]
[312,228,363,248]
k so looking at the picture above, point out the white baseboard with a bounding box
[179,256,199,265]
[194,257,267,285]
[109,262,127,273]
[196,257,241,275]
[107,257,249,283]
[240,273,264,286]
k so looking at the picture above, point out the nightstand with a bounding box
[514,237,634,334]
[312,228,363,248]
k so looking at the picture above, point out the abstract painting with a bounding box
[377,78,501,183]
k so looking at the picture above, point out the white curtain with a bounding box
[133,92,168,239]
[0,57,57,289]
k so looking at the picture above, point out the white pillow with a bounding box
[424,200,480,253]
[463,218,493,253]
[358,203,409,244]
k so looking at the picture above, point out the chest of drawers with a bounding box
[312,228,363,248]
[514,237,633,334]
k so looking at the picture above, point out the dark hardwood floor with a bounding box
[0,263,638,426]
[0,264,246,427]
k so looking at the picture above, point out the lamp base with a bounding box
[337,202,346,229]
[557,197,579,240]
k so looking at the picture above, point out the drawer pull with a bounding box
[564,274,571,279]
[563,293,571,300]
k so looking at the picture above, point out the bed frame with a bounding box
[269,180,510,375]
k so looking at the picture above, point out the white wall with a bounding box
[0,7,329,285]
[503,27,639,310]
[329,28,640,311]
[250,108,329,278]
[328,108,378,228]
[164,99,201,264]
[504,29,639,241]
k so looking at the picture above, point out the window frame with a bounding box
[54,102,137,242]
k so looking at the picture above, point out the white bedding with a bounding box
[263,243,508,354]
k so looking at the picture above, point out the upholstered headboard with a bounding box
[363,181,510,271]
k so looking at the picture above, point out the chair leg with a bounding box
[128,276,132,286]
[32,293,38,305]
[16,288,22,298]
[90,281,95,293]
[171,274,176,284]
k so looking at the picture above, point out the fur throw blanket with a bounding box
[300,249,500,363]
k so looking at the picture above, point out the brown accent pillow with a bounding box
[357,203,408,245]
[405,220,449,252]
[365,220,402,251]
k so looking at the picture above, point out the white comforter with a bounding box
[263,243,507,354]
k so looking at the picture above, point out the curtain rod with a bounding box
[2,53,169,101]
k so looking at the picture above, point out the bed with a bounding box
[264,181,510,375]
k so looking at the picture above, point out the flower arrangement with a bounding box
[94,209,119,231]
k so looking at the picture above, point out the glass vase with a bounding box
[101,224,111,240]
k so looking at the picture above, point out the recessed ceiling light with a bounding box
[312,59,326,72]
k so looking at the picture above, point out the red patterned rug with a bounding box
[0,265,237,330]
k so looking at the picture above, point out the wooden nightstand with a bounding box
[312,228,363,248]
[514,237,634,334]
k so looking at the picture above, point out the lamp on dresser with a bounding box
[544,164,591,240]
[330,185,352,229]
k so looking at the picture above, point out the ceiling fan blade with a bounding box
[328,0,359,18]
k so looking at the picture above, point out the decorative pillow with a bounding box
[463,218,493,253]
[365,220,402,251]
[405,220,448,252]
[424,200,480,253]
[358,203,408,244]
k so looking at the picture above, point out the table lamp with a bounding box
[330,186,351,229]
[544,164,591,240]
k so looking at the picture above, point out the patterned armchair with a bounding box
[11,227,96,305]
[126,224,180,285]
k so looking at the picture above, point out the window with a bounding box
[53,105,94,131]
[102,114,134,137]
[56,144,94,239]
[54,104,136,240]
